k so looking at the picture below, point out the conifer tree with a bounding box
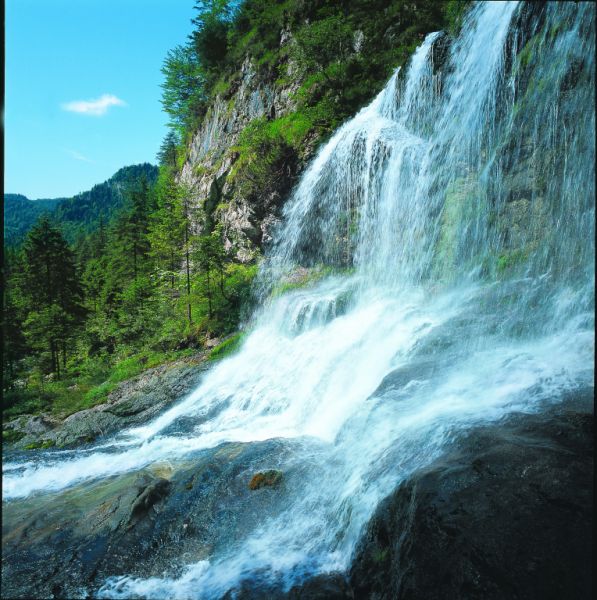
[20,217,85,375]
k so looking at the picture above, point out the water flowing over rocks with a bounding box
[1,438,301,599]
[2,1,594,598]
[1,398,592,599]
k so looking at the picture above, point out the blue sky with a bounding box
[5,0,197,199]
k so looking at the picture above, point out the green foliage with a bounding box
[209,332,246,360]
[157,130,180,167]
[193,228,258,333]
[4,162,259,419]
[497,248,530,275]
[3,195,62,246]
[191,0,233,73]
[372,548,390,563]
[270,265,334,298]
[2,429,25,444]
[442,1,471,36]
[230,113,313,201]
[161,45,207,133]
[83,381,117,407]
[158,0,463,184]
[24,439,56,450]
[18,218,86,377]
[291,15,353,77]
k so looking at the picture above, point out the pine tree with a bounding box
[2,250,29,386]
[156,131,179,168]
[20,217,85,375]
[148,169,185,292]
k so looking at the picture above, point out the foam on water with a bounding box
[3,1,594,598]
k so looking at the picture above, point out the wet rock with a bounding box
[127,477,171,527]
[349,399,593,600]
[227,573,352,600]
[1,438,299,599]
[4,413,59,437]
[287,573,354,599]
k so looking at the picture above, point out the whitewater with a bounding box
[3,1,594,598]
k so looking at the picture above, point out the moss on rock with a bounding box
[248,469,283,490]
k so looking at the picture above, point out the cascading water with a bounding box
[3,1,594,598]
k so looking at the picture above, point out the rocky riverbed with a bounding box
[2,390,592,599]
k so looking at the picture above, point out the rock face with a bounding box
[349,397,594,600]
[2,396,592,600]
[178,46,311,263]
[4,353,209,449]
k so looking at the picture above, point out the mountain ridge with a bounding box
[4,163,158,246]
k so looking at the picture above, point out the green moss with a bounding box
[194,164,209,178]
[24,439,55,450]
[212,78,231,97]
[209,332,246,361]
[517,32,542,72]
[256,49,278,68]
[443,1,472,36]
[496,248,529,275]
[434,176,479,276]
[2,429,25,444]
[269,266,335,298]
[372,548,389,563]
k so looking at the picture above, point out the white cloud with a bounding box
[61,93,127,116]
[64,148,94,163]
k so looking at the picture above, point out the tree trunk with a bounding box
[185,225,192,324]
[206,269,213,320]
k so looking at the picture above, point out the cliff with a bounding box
[173,1,462,262]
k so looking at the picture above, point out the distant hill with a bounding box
[4,163,158,246]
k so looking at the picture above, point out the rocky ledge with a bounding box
[348,394,593,600]
[1,393,592,599]
[3,353,209,449]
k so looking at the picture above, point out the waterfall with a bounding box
[3,2,594,598]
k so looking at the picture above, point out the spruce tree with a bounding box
[21,217,85,375]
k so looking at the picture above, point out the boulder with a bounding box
[349,397,593,600]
